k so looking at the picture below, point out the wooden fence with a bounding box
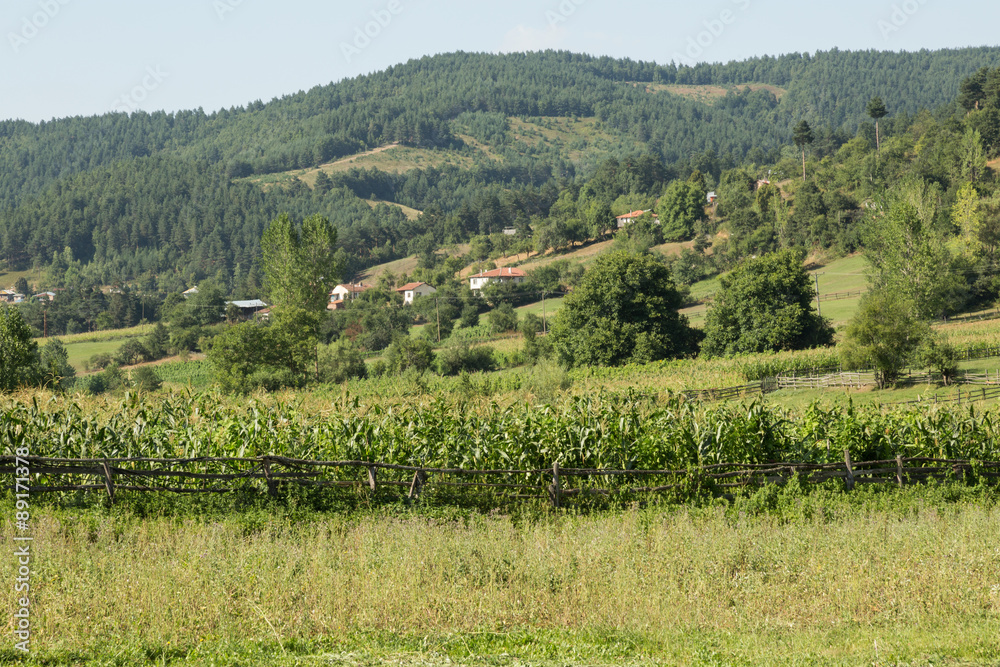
[817,290,864,302]
[682,380,772,402]
[4,453,999,507]
[775,371,875,390]
[888,384,1000,407]
[775,369,1000,390]
[684,350,1000,404]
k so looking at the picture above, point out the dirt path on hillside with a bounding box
[326,143,401,167]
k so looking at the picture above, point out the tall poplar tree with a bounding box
[793,120,814,181]
[866,96,888,155]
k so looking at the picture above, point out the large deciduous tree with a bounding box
[864,191,965,319]
[0,305,42,391]
[656,180,707,242]
[701,249,833,357]
[262,213,342,312]
[549,251,700,366]
[841,290,928,389]
[211,213,343,392]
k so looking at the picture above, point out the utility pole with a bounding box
[542,291,547,334]
[436,298,440,343]
[43,308,47,338]
[814,273,822,318]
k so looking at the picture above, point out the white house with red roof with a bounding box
[615,209,659,229]
[328,282,374,309]
[469,267,527,293]
[395,281,436,305]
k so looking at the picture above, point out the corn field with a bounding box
[4,391,1000,473]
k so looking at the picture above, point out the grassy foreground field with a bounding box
[3,485,999,665]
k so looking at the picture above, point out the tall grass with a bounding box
[3,492,999,663]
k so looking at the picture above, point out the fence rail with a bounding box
[817,290,864,302]
[4,453,999,507]
[683,349,1000,404]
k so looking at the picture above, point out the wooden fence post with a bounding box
[895,455,904,488]
[549,462,561,509]
[408,469,427,499]
[843,449,855,491]
[101,459,115,505]
[262,459,277,498]
[367,466,377,493]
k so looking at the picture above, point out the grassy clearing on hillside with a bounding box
[41,324,154,345]
[242,145,473,190]
[59,338,134,373]
[364,199,422,220]
[318,145,471,175]
[515,296,565,319]
[0,267,44,291]
[3,487,999,665]
[35,324,153,372]
[682,253,869,329]
[361,245,469,281]
[509,116,639,166]
[641,82,789,104]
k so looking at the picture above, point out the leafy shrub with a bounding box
[916,335,959,385]
[130,366,162,392]
[76,373,108,395]
[437,344,496,376]
[319,338,368,384]
[39,338,75,390]
[170,326,201,353]
[384,336,435,375]
[459,305,480,329]
[101,363,126,391]
[88,352,114,370]
[523,361,572,403]
[115,338,150,366]
[144,322,170,360]
[488,302,519,335]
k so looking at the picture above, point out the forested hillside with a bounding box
[3,47,1000,287]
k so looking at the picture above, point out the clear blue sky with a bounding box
[2,0,998,122]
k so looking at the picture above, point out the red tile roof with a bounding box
[395,282,428,292]
[615,209,658,220]
[471,267,527,279]
[331,283,373,295]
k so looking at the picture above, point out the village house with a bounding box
[181,286,199,298]
[328,283,373,309]
[31,292,56,302]
[469,267,527,293]
[227,299,268,318]
[395,281,436,305]
[0,289,24,303]
[615,209,659,229]
[706,191,718,204]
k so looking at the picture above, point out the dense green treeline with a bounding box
[4,48,1000,200]
[4,48,1000,287]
